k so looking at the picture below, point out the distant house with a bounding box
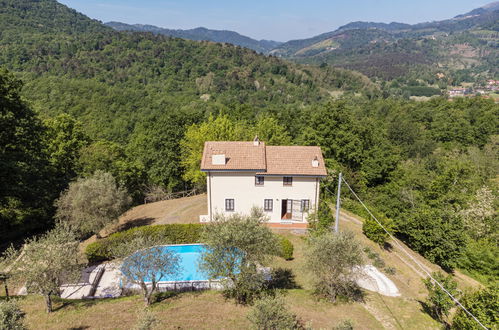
[449,88,472,97]
[199,138,327,227]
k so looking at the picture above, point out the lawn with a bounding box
[3,196,481,329]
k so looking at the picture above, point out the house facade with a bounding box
[200,139,327,225]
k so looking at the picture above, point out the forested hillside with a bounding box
[0,0,498,289]
[272,3,499,91]
[105,22,282,53]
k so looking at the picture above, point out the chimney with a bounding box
[253,135,260,146]
[312,156,319,168]
[212,154,226,165]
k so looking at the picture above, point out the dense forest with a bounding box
[0,0,498,288]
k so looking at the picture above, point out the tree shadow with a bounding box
[117,217,155,232]
[418,300,450,328]
[153,290,203,304]
[268,268,301,289]
[69,327,90,330]
[52,298,98,312]
[383,242,393,251]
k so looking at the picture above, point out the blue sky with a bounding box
[58,0,493,41]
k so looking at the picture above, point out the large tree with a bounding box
[6,226,82,313]
[0,69,56,239]
[55,171,131,238]
[181,114,251,187]
[112,233,180,306]
[199,208,279,304]
[305,231,364,302]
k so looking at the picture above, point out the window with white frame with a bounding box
[264,199,273,211]
[225,199,235,211]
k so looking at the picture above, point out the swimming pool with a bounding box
[140,244,210,282]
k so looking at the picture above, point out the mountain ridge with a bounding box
[105,21,282,53]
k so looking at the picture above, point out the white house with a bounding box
[199,139,327,227]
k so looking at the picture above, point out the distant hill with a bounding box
[270,2,499,83]
[0,0,378,142]
[105,21,282,53]
[0,0,109,34]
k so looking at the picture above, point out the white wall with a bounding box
[206,172,320,223]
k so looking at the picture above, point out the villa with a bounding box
[199,138,327,227]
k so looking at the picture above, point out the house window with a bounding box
[301,199,310,212]
[264,199,273,211]
[225,199,234,211]
[283,177,293,186]
[255,176,264,186]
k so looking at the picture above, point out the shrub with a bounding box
[423,271,458,323]
[334,319,354,330]
[0,300,26,330]
[248,294,302,330]
[451,284,498,329]
[362,216,394,247]
[135,309,158,330]
[85,224,203,262]
[278,236,294,260]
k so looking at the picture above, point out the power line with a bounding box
[340,177,488,330]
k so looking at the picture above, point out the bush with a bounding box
[362,216,394,246]
[85,224,204,262]
[0,300,26,330]
[248,294,302,330]
[451,284,498,329]
[278,236,294,260]
[423,272,458,323]
[334,319,354,330]
[135,309,158,330]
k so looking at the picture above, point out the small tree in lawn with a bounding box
[423,271,459,324]
[305,231,364,302]
[55,171,131,238]
[113,233,181,306]
[199,208,279,304]
[247,294,301,330]
[7,226,82,313]
[0,300,26,330]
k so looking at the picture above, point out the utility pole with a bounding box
[334,172,342,233]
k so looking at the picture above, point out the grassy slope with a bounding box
[10,195,482,329]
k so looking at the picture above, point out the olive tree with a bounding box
[55,171,131,238]
[112,234,180,306]
[305,231,364,302]
[199,208,279,304]
[247,294,301,330]
[7,227,82,313]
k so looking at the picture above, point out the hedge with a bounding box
[85,224,204,263]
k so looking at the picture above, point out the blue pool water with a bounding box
[148,244,209,282]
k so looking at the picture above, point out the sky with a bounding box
[58,0,494,41]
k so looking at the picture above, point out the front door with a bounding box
[281,199,293,219]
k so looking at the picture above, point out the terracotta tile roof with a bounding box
[260,146,327,176]
[201,141,327,176]
[201,141,266,171]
